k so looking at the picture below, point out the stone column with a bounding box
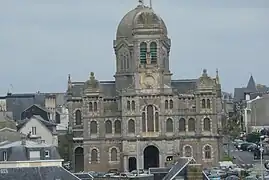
[123,155,128,172]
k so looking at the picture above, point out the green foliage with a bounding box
[223,117,241,138]
[246,132,260,143]
[58,134,72,161]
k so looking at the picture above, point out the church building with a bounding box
[66,1,223,172]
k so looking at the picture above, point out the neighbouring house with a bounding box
[0,139,79,180]
[17,115,58,146]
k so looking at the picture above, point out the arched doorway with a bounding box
[128,157,137,172]
[144,145,159,169]
[74,147,84,172]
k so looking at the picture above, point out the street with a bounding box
[225,141,269,167]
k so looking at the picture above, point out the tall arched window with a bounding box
[207,99,211,109]
[114,120,121,134]
[75,110,82,125]
[155,111,159,131]
[128,119,135,133]
[184,145,192,157]
[93,102,97,111]
[179,118,186,132]
[127,100,131,110]
[90,121,97,134]
[105,120,112,134]
[111,148,118,161]
[203,118,211,131]
[142,105,159,132]
[124,53,129,69]
[202,99,206,108]
[169,100,173,109]
[140,42,147,64]
[204,145,212,159]
[147,105,154,132]
[188,118,195,132]
[150,42,157,64]
[131,100,135,111]
[166,118,173,132]
[91,149,98,163]
[89,102,93,112]
[164,100,168,109]
[142,112,146,132]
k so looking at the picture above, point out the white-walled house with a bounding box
[17,115,58,146]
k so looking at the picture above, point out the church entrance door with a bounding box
[143,145,159,169]
[128,157,137,172]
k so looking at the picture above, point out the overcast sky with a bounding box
[0,0,268,95]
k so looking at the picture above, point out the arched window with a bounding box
[93,102,97,111]
[202,99,206,108]
[128,119,135,133]
[131,100,135,111]
[91,149,98,162]
[142,105,159,132]
[89,102,93,112]
[155,111,159,131]
[124,53,129,69]
[142,112,146,132]
[140,42,147,64]
[188,118,195,132]
[207,99,211,109]
[169,100,173,109]
[203,118,211,131]
[75,110,82,125]
[165,100,168,109]
[127,100,131,110]
[150,42,157,64]
[105,120,112,134]
[90,121,97,134]
[111,148,118,161]
[114,120,121,134]
[184,145,192,157]
[179,118,186,132]
[166,118,173,132]
[120,54,124,70]
[204,145,212,159]
[147,105,154,132]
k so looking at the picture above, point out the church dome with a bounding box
[116,5,168,39]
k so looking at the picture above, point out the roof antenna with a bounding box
[149,0,152,8]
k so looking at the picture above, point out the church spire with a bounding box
[247,74,257,92]
[215,68,220,84]
[67,74,72,91]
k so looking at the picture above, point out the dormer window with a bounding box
[3,151,7,161]
[32,127,36,135]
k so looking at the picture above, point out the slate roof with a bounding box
[4,92,66,121]
[162,157,195,180]
[0,140,61,161]
[0,166,80,180]
[17,115,57,133]
[70,79,198,99]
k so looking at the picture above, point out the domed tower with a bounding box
[113,1,171,93]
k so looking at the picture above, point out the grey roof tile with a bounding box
[0,166,80,180]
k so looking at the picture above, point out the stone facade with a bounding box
[67,3,223,172]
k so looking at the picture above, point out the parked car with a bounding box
[247,144,258,152]
[240,142,255,151]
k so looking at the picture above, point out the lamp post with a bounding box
[260,135,265,180]
[136,135,140,176]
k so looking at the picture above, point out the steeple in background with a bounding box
[246,74,257,92]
